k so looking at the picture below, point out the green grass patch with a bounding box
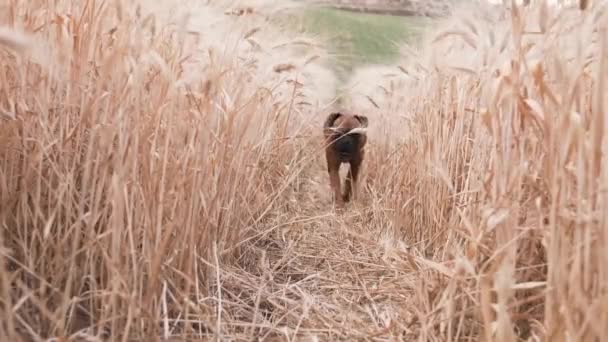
[299,7,427,78]
[272,5,430,104]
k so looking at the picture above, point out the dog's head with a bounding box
[323,111,368,146]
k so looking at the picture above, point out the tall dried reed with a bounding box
[355,0,608,339]
[0,0,334,339]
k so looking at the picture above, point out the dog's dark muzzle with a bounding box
[333,133,359,162]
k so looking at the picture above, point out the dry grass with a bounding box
[1,0,607,341]
[342,0,608,340]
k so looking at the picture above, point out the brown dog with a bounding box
[323,111,368,208]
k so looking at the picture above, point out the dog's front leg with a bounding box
[329,167,343,208]
[343,167,353,203]
[346,159,361,203]
[326,147,343,208]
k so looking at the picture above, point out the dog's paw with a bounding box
[333,200,345,212]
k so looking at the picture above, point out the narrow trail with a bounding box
[220,143,421,341]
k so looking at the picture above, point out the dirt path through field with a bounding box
[217,138,420,340]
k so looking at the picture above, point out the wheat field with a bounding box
[0,0,606,341]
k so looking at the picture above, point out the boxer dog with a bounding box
[322,111,368,208]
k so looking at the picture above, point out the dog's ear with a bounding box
[354,115,368,128]
[323,112,342,129]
